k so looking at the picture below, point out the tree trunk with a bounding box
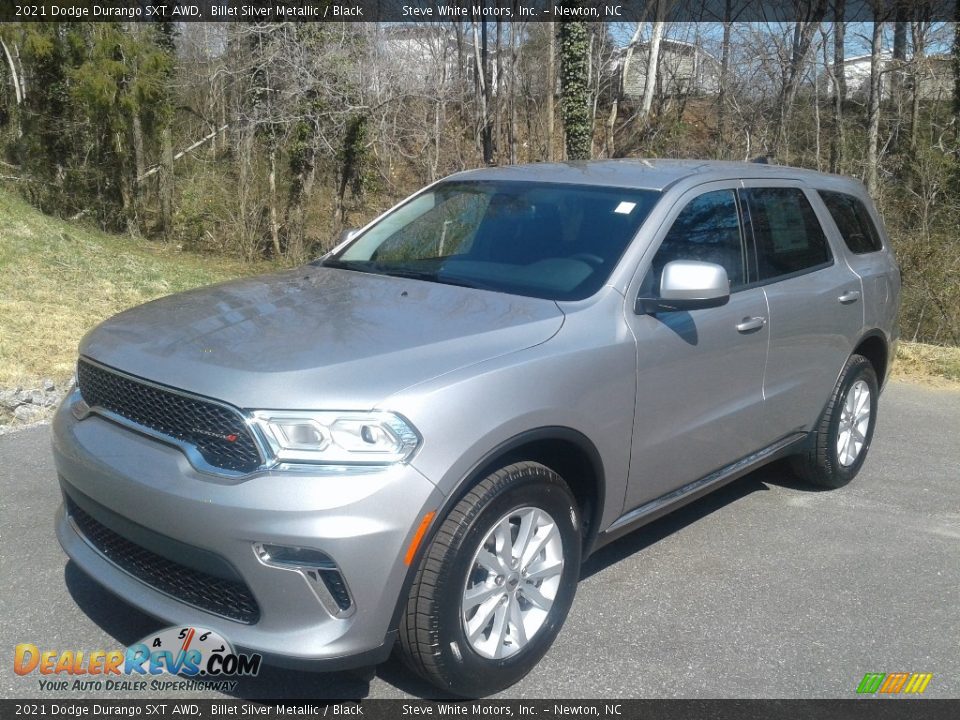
[130,113,146,232]
[891,9,908,151]
[640,4,666,122]
[813,63,821,171]
[607,23,642,158]
[115,131,137,236]
[1,38,22,105]
[495,17,503,159]
[268,146,281,257]
[588,31,599,157]
[546,22,555,161]
[1,37,22,137]
[559,22,592,160]
[891,9,908,104]
[716,7,732,158]
[286,140,316,259]
[866,19,883,195]
[471,19,493,164]
[159,127,174,239]
[481,16,493,163]
[509,21,519,164]
[773,2,828,160]
[830,5,846,173]
[953,0,960,138]
[910,20,929,149]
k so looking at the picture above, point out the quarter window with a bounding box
[652,190,746,290]
[743,187,832,281]
[818,190,884,254]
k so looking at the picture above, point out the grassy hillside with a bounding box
[0,188,273,390]
[0,186,956,398]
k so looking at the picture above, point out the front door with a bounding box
[623,185,769,511]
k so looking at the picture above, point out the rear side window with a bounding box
[818,190,884,254]
[653,190,746,289]
[743,187,832,281]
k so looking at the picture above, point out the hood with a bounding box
[79,266,564,409]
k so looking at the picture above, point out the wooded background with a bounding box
[1,8,958,346]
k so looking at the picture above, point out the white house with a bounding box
[616,39,721,101]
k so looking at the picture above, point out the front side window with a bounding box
[325,181,661,301]
[651,189,746,290]
[743,187,832,281]
[818,190,884,254]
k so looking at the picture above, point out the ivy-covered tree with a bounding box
[559,20,591,161]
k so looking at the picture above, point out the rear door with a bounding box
[817,188,900,384]
[740,182,863,437]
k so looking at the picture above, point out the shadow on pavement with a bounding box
[580,460,828,580]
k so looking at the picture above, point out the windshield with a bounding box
[323,180,661,301]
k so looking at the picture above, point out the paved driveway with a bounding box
[1,381,957,699]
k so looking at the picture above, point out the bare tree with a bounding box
[771,0,828,160]
[546,22,555,161]
[607,22,644,158]
[830,0,847,172]
[866,16,884,194]
[640,0,667,123]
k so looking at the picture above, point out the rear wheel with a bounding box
[792,354,879,488]
[398,461,582,697]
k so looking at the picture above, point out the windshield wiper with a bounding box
[322,261,497,292]
[320,258,379,274]
[434,274,497,291]
[381,268,499,292]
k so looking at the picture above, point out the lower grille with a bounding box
[77,359,263,474]
[67,497,260,624]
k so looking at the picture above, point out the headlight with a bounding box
[251,410,419,466]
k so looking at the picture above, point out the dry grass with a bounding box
[893,341,960,388]
[0,188,273,390]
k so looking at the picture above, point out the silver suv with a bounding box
[53,160,899,696]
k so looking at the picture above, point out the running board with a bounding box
[598,433,807,546]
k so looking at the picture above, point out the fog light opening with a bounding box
[254,542,354,617]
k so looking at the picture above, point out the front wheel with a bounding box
[398,462,582,697]
[791,354,879,488]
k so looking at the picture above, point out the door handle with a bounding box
[736,316,767,333]
[838,290,861,304]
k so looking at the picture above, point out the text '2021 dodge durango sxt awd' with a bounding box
[53,160,900,696]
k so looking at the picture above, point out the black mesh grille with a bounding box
[67,497,260,624]
[77,359,262,473]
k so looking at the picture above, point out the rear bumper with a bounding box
[52,391,444,668]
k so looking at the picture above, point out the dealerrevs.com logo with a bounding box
[14,626,261,693]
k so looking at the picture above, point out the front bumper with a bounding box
[51,393,444,668]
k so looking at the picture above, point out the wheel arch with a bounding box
[388,426,606,633]
[853,330,890,389]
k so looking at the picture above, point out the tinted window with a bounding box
[818,190,884,254]
[330,181,660,301]
[744,187,832,281]
[652,190,746,289]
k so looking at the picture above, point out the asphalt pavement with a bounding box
[1,381,957,699]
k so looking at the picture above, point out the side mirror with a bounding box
[635,260,731,314]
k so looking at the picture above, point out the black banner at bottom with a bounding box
[2,699,959,720]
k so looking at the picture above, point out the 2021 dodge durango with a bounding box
[53,160,900,696]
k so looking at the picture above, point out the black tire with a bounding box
[791,354,879,489]
[398,461,582,697]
